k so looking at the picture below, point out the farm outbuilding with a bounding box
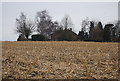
[51,29,79,41]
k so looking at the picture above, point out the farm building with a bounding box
[51,28,79,41]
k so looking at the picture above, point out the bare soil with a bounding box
[2,41,119,79]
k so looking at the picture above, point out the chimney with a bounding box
[70,28,72,31]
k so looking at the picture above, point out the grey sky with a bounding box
[2,2,118,41]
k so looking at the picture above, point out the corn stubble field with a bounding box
[2,41,119,79]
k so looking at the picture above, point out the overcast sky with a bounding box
[1,2,118,41]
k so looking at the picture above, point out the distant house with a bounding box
[51,28,79,41]
[103,24,114,42]
[17,34,29,41]
[112,38,120,42]
[31,34,45,41]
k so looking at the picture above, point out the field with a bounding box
[2,41,119,79]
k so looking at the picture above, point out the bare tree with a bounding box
[16,12,35,39]
[81,17,89,33]
[61,15,73,30]
[80,17,90,40]
[114,20,120,38]
[36,10,57,38]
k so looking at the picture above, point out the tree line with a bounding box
[16,10,120,42]
[78,18,120,42]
